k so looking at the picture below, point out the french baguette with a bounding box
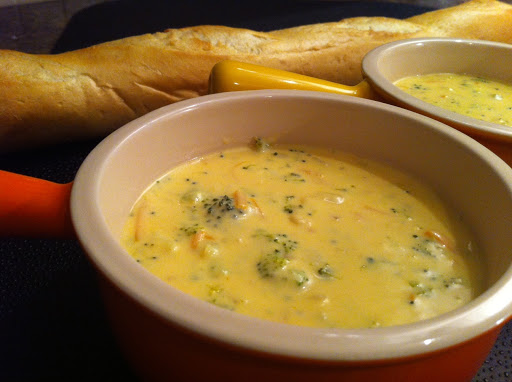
[1,0,511,152]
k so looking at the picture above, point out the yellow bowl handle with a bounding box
[209,60,379,100]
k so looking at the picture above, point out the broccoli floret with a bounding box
[180,223,203,236]
[254,230,308,287]
[256,253,309,287]
[289,269,309,287]
[317,263,335,278]
[257,251,290,278]
[412,238,445,258]
[256,252,310,288]
[207,285,238,310]
[202,195,244,220]
[408,281,433,296]
[181,189,205,204]
[250,137,270,152]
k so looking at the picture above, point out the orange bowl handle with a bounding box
[0,170,74,238]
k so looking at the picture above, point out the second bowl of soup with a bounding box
[362,38,512,164]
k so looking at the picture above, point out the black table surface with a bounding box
[1,1,511,380]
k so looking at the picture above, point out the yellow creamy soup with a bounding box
[121,139,482,329]
[394,73,512,127]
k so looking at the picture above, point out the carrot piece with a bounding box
[250,197,264,216]
[233,189,249,210]
[289,214,313,231]
[191,230,214,249]
[425,230,454,251]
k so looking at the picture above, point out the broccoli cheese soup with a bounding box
[121,138,482,329]
[394,73,512,127]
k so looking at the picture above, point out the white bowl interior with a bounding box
[71,90,512,360]
[362,38,512,139]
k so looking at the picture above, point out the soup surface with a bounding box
[394,73,512,127]
[121,138,482,328]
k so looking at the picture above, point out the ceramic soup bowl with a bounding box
[63,90,512,382]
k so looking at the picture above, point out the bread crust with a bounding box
[1,0,511,152]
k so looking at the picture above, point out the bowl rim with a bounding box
[71,89,512,361]
[362,37,512,142]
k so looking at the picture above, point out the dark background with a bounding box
[1,1,511,381]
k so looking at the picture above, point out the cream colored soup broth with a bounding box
[121,139,482,329]
[394,73,512,127]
